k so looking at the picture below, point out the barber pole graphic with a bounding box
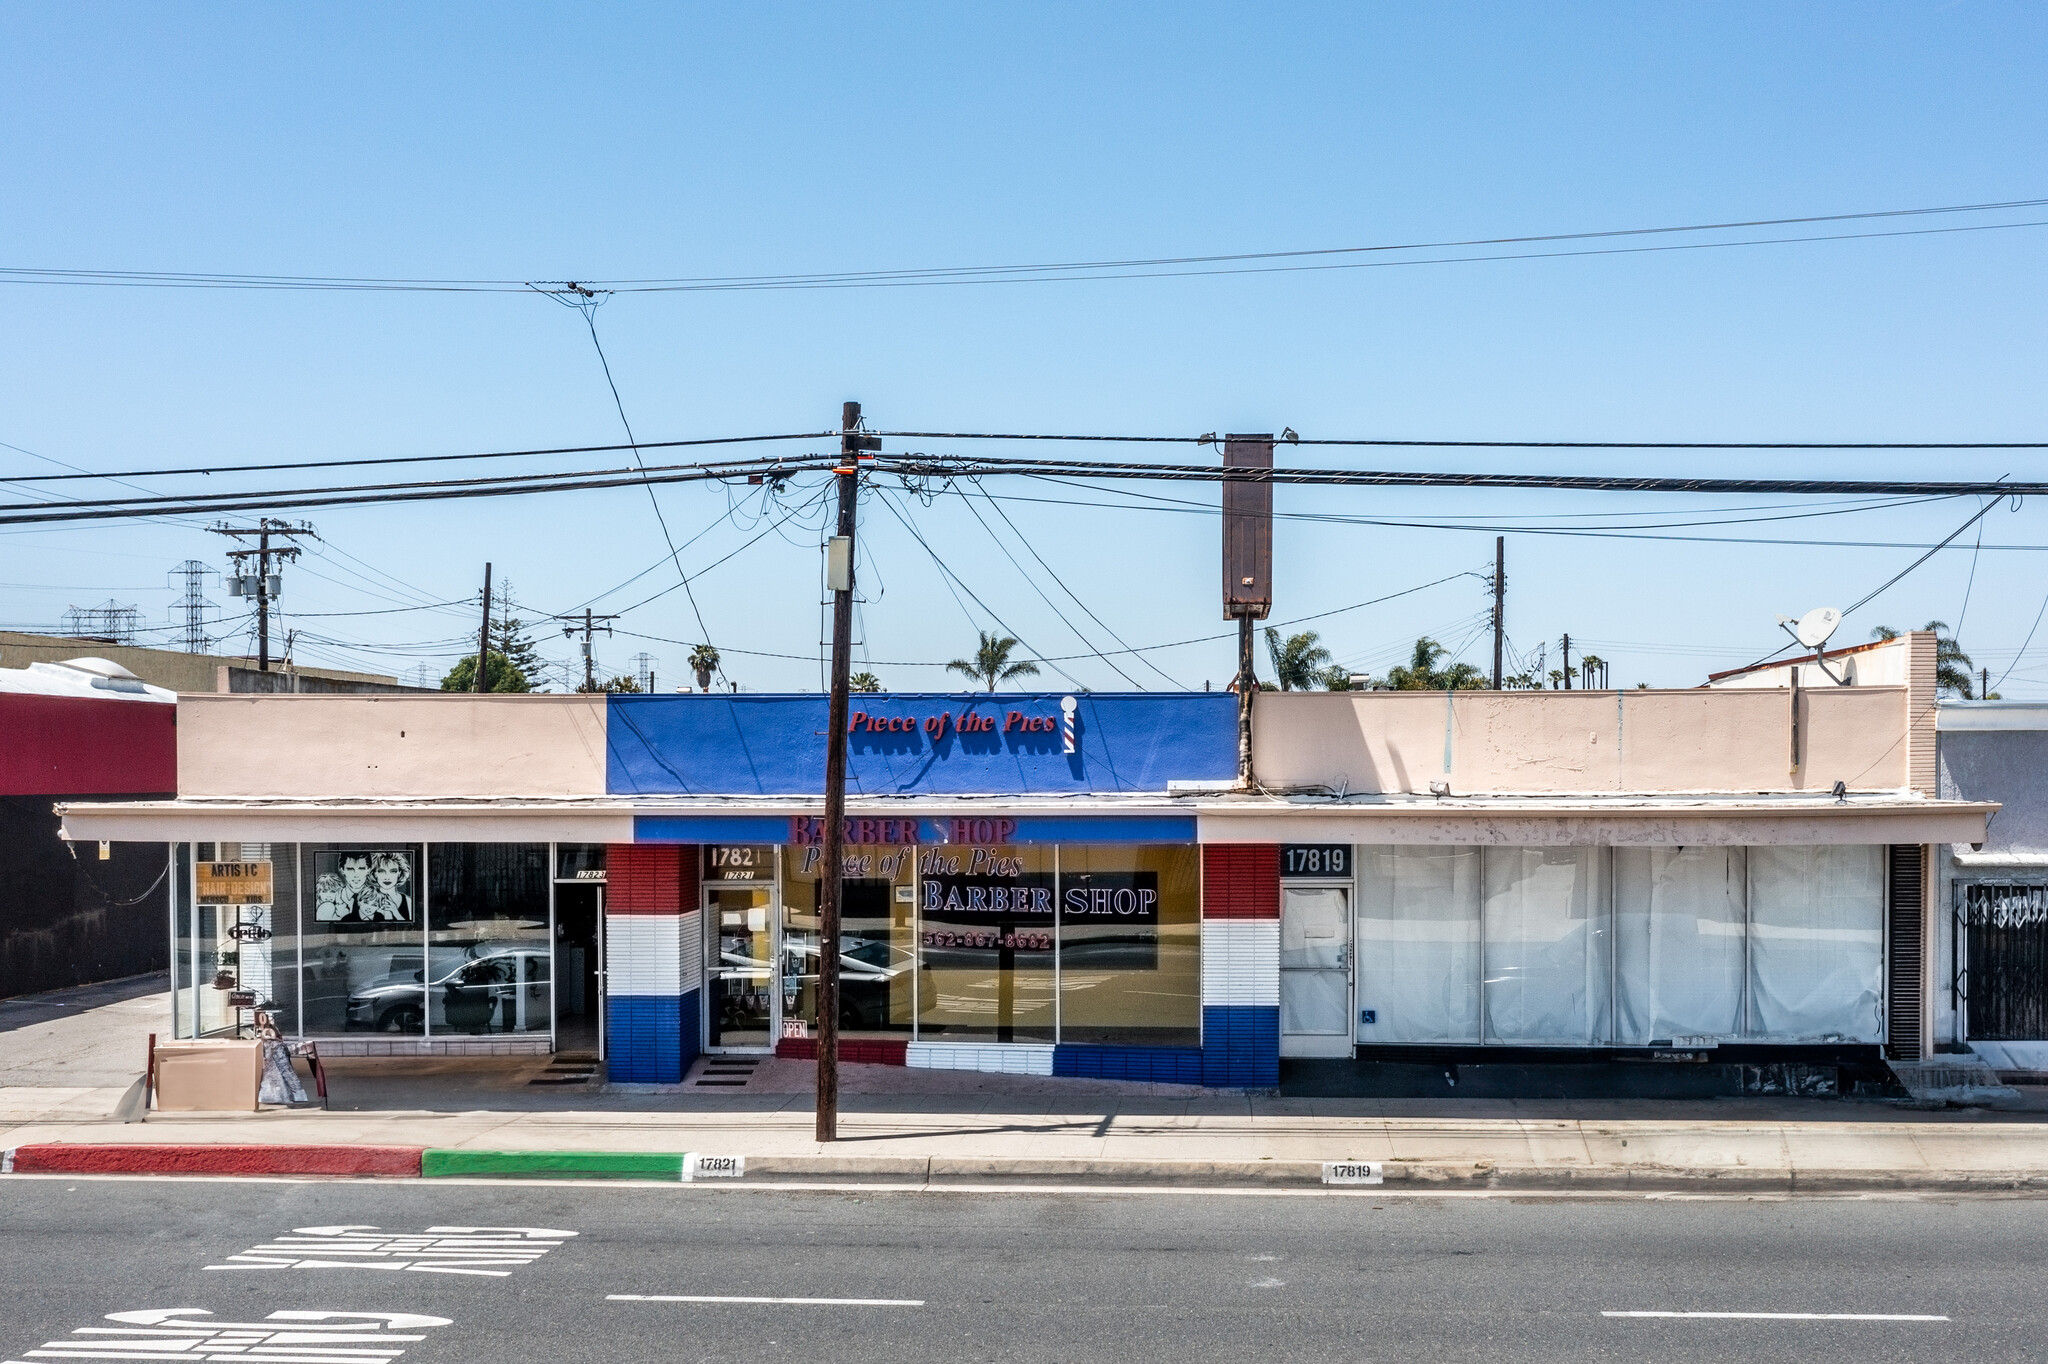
[1061,695,1078,754]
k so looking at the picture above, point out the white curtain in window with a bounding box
[1746,845,1883,1042]
[1613,847,1746,1044]
[1482,847,1610,1044]
[1354,847,1481,1043]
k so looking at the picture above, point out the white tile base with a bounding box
[906,1042,1056,1075]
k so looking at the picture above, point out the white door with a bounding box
[1280,886,1353,1057]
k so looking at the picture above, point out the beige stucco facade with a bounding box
[1251,685,1914,796]
[176,693,610,800]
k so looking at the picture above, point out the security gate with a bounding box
[1957,883,2048,1041]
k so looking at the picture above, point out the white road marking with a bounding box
[1604,1312,1950,1321]
[6,1309,447,1364]
[206,1226,573,1275]
[607,1295,924,1307]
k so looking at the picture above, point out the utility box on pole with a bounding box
[1221,434,1274,621]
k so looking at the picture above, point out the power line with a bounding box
[871,488,1084,690]
[5,196,2045,292]
[538,283,727,686]
[609,569,1479,671]
[882,433,2048,451]
[945,483,1150,689]
[0,432,830,485]
[17,449,2048,527]
[967,480,1185,689]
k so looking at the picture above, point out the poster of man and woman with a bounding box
[313,850,415,923]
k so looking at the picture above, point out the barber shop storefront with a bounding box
[95,689,1272,1085]
[63,677,1996,1093]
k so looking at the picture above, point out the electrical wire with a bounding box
[945,483,1150,690]
[7,196,2047,292]
[870,486,1085,691]
[0,432,832,485]
[966,480,1185,689]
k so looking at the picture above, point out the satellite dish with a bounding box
[1794,607,1843,649]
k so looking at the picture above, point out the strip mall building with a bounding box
[59,630,1992,1090]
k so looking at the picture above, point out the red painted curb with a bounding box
[7,1144,423,1177]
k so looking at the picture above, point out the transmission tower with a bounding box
[631,652,657,694]
[167,560,219,653]
[61,600,142,644]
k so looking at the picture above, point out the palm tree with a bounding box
[1264,628,1335,691]
[1870,621,1976,696]
[946,631,1041,691]
[687,644,720,691]
[849,671,882,692]
[1387,637,1488,691]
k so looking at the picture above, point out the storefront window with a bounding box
[426,844,551,1035]
[1614,847,1746,1044]
[1356,846,1481,1043]
[1481,847,1611,1045]
[171,843,197,1037]
[241,843,301,1036]
[555,844,607,882]
[1356,843,1885,1047]
[916,842,1057,1042]
[299,842,428,1034]
[1747,845,1883,1042]
[1057,844,1200,1047]
[780,842,915,1039]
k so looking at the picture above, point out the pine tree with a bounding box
[490,580,545,692]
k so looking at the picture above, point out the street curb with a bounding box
[6,1145,2048,1192]
[421,1150,686,1180]
[2,1144,422,1177]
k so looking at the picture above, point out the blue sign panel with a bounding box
[634,814,1198,845]
[607,692,1235,797]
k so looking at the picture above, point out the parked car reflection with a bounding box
[781,936,913,1028]
[345,942,549,1033]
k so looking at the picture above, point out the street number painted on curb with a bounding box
[1322,1161,1383,1185]
[684,1154,744,1180]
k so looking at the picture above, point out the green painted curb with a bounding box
[422,1149,684,1179]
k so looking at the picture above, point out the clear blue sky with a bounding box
[3,3,2045,692]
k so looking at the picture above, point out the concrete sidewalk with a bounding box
[6,978,2048,1191]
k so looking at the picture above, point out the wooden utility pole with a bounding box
[473,563,493,693]
[1491,536,1505,689]
[211,518,314,672]
[554,609,618,691]
[1561,632,1573,690]
[818,400,879,1142]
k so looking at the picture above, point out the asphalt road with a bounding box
[3,1179,2045,1363]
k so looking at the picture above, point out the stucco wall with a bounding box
[1940,728,2048,854]
[177,694,610,799]
[1253,687,1909,794]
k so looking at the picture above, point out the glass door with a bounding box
[1280,885,1353,1057]
[707,883,777,1050]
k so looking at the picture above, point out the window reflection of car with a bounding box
[345,943,549,1033]
[717,937,775,979]
[783,938,914,1028]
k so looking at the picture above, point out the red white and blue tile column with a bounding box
[603,843,701,1083]
[1199,844,1281,1087]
